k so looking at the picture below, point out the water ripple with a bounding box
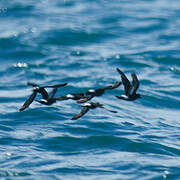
[0,0,180,179]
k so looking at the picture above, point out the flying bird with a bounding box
[36,87,58,105]
[55,93,85,101]
[19,82,68,111]
[77,81,121,103]
[72,102,117,120]
[115,68,140,101]
[27,82,67,100]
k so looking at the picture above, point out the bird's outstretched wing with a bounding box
[132,73,139,91]
[36,99,47,105]
[77,95,93,103]
[19,91,37,111]
[116,68,131,95]
[111,81,121,89]
[55,93,85,101]
[48,88,58,99]
[103,81,121,90]
[72,93,85,99]
[44,83,68,88]
[27,82,67,88]
[71,106,89,120]
[55,96,69,101]
[129,73,139,96]
[39,88,49,100]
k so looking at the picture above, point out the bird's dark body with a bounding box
[86,89,104,96]
[36,87,58,106]
[116,94,140,101]
[37,99,56,105]
[55,93,85,101]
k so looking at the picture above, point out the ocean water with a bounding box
[0,0,180,179]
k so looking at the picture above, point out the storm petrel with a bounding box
[27,82,67,100]
[19,82,67,111]
[77,81,121,103]
[36,87,58,105]
[55,93,85,101]
[72,102,117,120]
[116,68,140,101]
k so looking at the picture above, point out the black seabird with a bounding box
[72,102,117,120]
[77,81,121,103]
[19,82,67,111]
[27,82,67,100]
[55,93,85,101]
[36,87,58,105]
[116,68,141,101]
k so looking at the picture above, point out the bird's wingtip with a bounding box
[71,116,78,120]
[19,107,25,112]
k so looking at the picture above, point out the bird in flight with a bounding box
[36,87,58,105]
[55,93,85,101]
[19,82,67,111]
[116,68,140,101]
[72,102,117,120]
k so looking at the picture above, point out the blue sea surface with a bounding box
[0,0,180,179]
